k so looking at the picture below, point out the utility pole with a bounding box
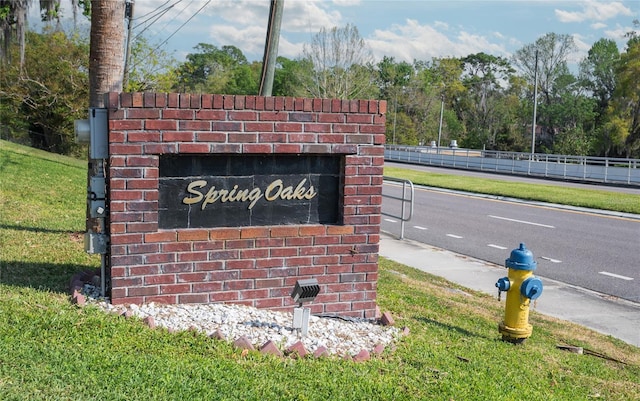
[531,49,538,156]
[123,0,135,89]
[259,0,284,96]
[437,94,444,150]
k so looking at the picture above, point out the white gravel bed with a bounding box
[91,299,401,357]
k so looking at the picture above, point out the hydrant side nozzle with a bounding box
[520,277,544,300]
[495,277,510,292]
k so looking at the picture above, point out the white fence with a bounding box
[385,146,640,187]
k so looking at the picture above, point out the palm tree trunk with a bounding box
[89,0,125,107]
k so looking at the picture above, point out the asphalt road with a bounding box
[381,164,640,304]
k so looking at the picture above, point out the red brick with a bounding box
[286,237,313,247]
[162,263,194,274]
[240,289,271,300]
[144,274,176,285]
[260,340,283,357]
[239,269,268,279]
[196,132,226,142]
[233,336,255,351]
[286,341,308,358]
[273,144,302,153]
[240,248,269,259]
[194,261,224,271]
[210,291,239,302]
[145,231,177,243]
[160,284,190,294]
[270,226,299,237]
[162,108,193,119]
[353,349,370,362]
[178,293,209,304]
[299,225,325,236]
[145,295,177,304]
[177,230,209,241]
[326,225,354,235]
[144,120,178,131]
[244,122,274,132]
[177,272,207,283]
[210,228,240,240]
[178,252,208,262]
[129,265,160,276]
[255,297,283,308]
[227,260,255,270]
[380,311,395,326]
[110,233,143,245]
[192,282,223,292]
[162,242,192,252]
[255,258,284,268]
[180,120,211,130]
[128,284,160,297]
[196,109,225,120]
[255,278,283,288]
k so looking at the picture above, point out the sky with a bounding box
[35,1,639,66]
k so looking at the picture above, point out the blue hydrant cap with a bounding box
[505,243,537,271]
[520,277,543,300]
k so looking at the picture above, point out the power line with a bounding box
[151,0,211,52]
[133,0,175,22]
[128,0,212,74]
[133,1,181,40]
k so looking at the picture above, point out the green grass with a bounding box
[384,166,640,215]
[1,139,639,400]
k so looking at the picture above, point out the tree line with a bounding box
[1,22,639,158]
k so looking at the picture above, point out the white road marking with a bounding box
[384,218,398,223]
[447,234,464,239]
[540,256,562,263]
[488,215,555,229]
[599,271,634,281]
[413,226,428,230]
[488,244,508,250]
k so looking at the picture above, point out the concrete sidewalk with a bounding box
[379,233,640,347]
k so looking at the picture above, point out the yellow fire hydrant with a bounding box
[495,243,543,343]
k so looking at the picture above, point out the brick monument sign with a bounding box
[106,92,386,318]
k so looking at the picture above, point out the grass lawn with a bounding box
[1,140,638,400]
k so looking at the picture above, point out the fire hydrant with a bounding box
[495,243,543,343]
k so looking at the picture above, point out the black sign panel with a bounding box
[158,155,342,229]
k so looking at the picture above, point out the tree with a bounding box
[375,56,413,99]
[460,53,515,148]
[125,36,177,92]
[0,29,89,155]
[89,0,125,107]
[0,0,66,67]
[612,33,640,157]
[302,24,377,99]
[512,33,577,149]
[272,56,313,97]
[174,44,258,94]
[580,39,619,117]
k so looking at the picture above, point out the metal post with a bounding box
[531,49,538,156]
[437,95,444,151]
[392,91,397,144]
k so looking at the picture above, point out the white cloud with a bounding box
[366,19,510,63]
[555,1,633,23]
[570,34,591,63]
[590,22,608,30]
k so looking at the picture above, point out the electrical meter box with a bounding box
[74,108,108,159]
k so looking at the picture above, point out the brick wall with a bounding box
[106,92,386,318]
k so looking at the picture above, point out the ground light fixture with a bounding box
[290,278,320,336]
